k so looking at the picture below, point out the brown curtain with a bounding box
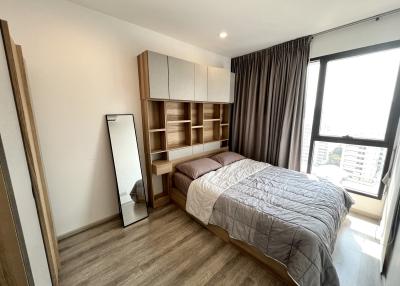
[231,36,311,170]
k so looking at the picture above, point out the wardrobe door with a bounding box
[148,51,169,99]
[1,19,59,285]
[194,64,207,102]
[168,56,194,101]
[207,66,231,103]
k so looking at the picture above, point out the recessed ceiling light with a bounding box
[219,31,228,39]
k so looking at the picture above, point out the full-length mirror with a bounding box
[106,114,148,227]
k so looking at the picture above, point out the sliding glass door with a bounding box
[302,42,400,199]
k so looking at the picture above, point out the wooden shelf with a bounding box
[149,128,166,132]
[192,128,203,145]
[152,160,172,175]
[167,120,191,124]
[221,124,229,141]
[148,101,166,129]
[192,125,203,129]
[221,104,230,125]
[204,118,220,122]
[220,123,229,127]
[204,139,220,144]
[191,102,203,126]
[150,149,167,155]
[168,144,191,151]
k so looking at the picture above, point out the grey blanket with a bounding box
[209,165,353,286]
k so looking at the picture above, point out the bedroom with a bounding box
[1,0,400,285]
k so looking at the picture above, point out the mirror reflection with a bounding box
[106,114,148,226]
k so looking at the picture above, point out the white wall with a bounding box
[0,0,230,237]
[386,227,400,286]
[0,30,51,286]
[310,12,400,219]
[311,12,400,58]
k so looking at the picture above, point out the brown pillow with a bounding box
[210,151,245,166]
[176,158,222,179]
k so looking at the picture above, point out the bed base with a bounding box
[170,187,298,286]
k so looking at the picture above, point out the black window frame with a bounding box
[307,40,400,200]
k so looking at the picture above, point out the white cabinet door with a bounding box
[168,56,194,101]
[204,141,221,152]
[192,144,204,154]
[194,64,207,102]
[229,72,235,103]
[207,66,231,103]
[148,51,169,99]
[168,146,193,160]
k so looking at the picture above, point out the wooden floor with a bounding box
[59,205,383,286]
[59,204,284,286]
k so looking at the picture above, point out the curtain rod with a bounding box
[312,8,400,38]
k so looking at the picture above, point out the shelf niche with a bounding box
[204,121,220,143]
[192,127,203,145]
[191,102,203,126]
[150,131,166,153]
[167,122,191,149]
[166,101,190,122]
[221,104,230,124]
[204,103,220,120]
[148,101,165,130]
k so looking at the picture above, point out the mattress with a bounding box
[173,172,193,196]
[186,159,353,286]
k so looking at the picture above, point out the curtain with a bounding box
[230,36,311,170]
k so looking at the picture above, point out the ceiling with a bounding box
[69,0,400,57]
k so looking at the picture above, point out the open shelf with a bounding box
[221,104,230,124]
[204,103,220,120]
[221,125,229,140]
[150,131,166,154]
[167,119,191,124]
[192,125,203,129]
[151,152,168,161]
[166,101,190,122]
[148,101,165,129]
[192,127,203,145]
[204,118,220,122]
[204,121,220,143]
[191,102,203,126]
[221,140,229,148]
[166,122,191,150]
[149,128,166,132]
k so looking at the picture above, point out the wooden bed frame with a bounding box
[167,152,298,286]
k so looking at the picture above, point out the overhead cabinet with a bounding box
[168,57,194,101]
[194,64,208,102]
[146,51,169,99]
[207,66,233,103]
[138,50,234,103]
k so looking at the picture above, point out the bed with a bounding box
[169,152,353,286]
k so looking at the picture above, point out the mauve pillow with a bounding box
[210,151,245,166]
[176,158,222,179]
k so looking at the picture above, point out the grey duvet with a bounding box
[207,165,353,286]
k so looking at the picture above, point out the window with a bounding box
[301,42,400,199]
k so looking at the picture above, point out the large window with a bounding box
[302,42,400,199]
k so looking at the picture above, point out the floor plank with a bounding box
[59,205,383,286]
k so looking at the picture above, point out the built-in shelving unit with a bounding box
[147,100,229,154]
[138,50,233,208]
[142,99,231,207]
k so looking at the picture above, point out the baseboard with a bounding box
[350,208,382,221]
[57,213,120,241]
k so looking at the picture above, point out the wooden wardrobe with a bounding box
[0,19,59,285]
